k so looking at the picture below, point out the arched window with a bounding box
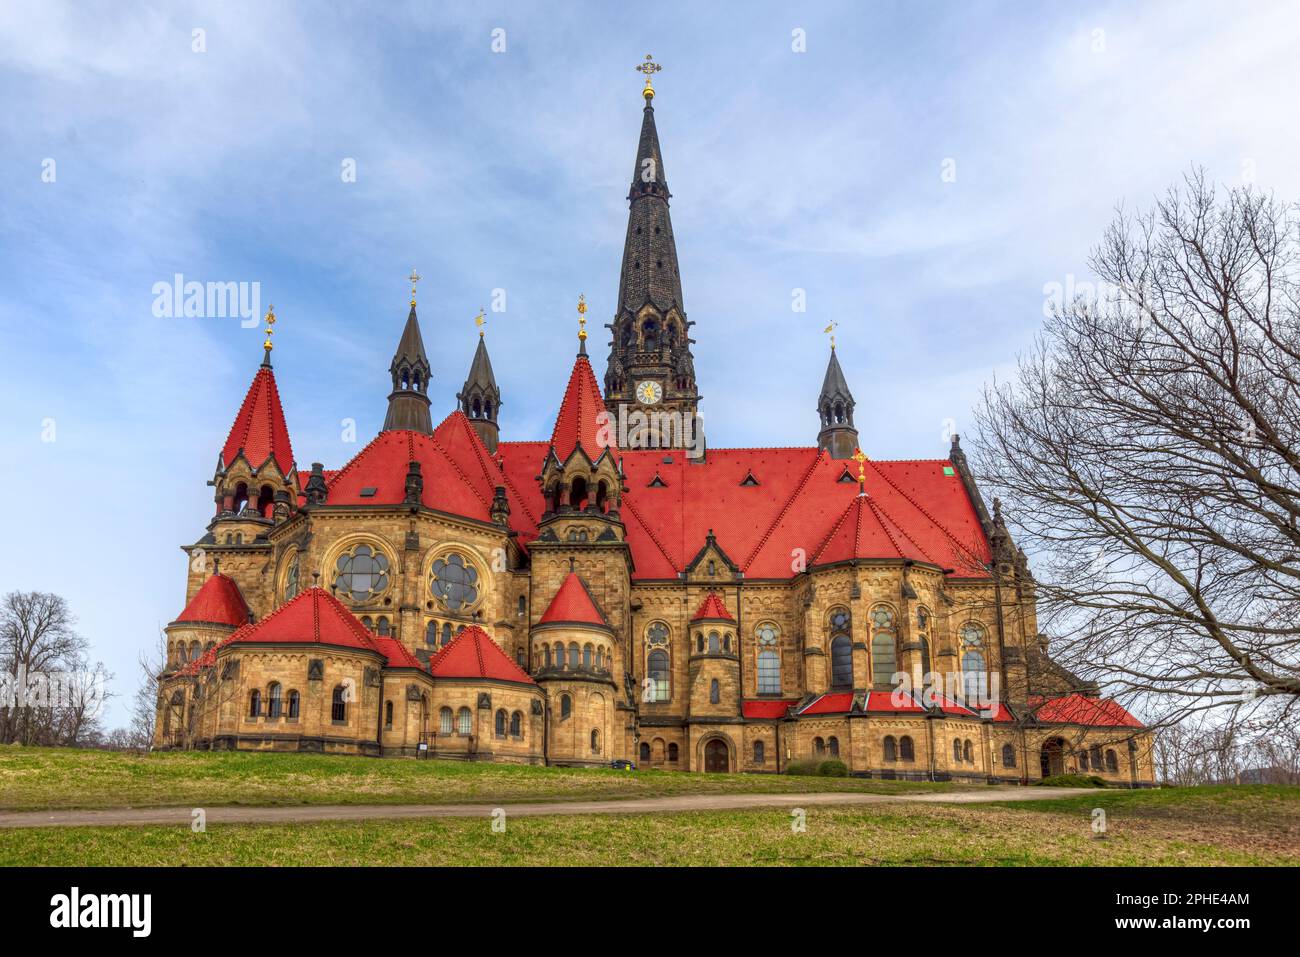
[495,709,507,736]
[814,736,826,756]
[590,729,601,754]
[696,633,704,654]
[1105,749,1119,773]
[287,690,300,719]
[828,736,840,758]
[376,616,391,637]
[441,622,452,647]
[1089,745,1103,771]
[542,645,551,668]
[267,682,282,718]
[331,686,347,723]
[189,640,201,662]
[883,735,898,762]
[640,742,650,762]
[425,620,438,646]
[869,606,897,687]
[384,700,393,728]
[830,635,853,689]
[708,631,720,654]
[900,735,915,762]
[963,739,973,763]
[648,650,669,702]
[360,616,373,631]
[568,643,580,669]
[560,695,572,720]
[1002,743,1017,768]
[510,711,522,737]
[960,623,988,703]
[709,679,720,704]
[668,742,679,762]
[517,595,526,616]
[723,633,732,653]
[553,642,564,669]
[248,689,261,718]
[439,707,453,733]
[917,636,932,685]
[582,644,593,669]
[953,739,962,762]
[456,707,472,735]
[756,623,781,694]
[283,551,300,601]
[754,740,765,764]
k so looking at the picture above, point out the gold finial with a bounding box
[408,268,422,307]
[823,321,838,349]
[852,447,869,494]
[635,53,661,98]
[576,294,588,341]
[262,304,276,362]
[474,308,487,338]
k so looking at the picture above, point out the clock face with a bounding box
[636,380,663,405]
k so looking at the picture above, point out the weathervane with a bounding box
[474,308,487,337]
[262,304,276,365]
[635,53,661,98]
[823,320,838,349]
[408,268,422,307]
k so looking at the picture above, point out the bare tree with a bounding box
[973,172,1300,735]
[126,630,168,750]
[0,591,93,745]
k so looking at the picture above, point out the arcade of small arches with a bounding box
[536,640,614,674]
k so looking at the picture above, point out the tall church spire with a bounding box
[604,56,699,434]
[458,315,501,453]
[817,343,859,459]
[383,271,433,434]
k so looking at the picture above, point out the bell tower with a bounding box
[603,55,700,443]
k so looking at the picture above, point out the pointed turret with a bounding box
[457,332,501,453]
[211,309,298,523]
[383,301,434,434]
[604,60,700,432]
[816,344,859,459]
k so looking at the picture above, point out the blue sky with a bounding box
[3,0,1298,727]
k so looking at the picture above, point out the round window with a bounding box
[430,553,480,611]
[334,544,390,602]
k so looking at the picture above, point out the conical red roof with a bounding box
[221,365,295,473]
[173,574,250,628]
[427,624,535,684]
[550,355,615,462]
[691,591,733,622]
[538,573,609,627]
[230,587,378,652]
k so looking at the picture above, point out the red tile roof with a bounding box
[538,573,609,627]
[799,691,856,715]
[1027,694,1142,728]
[173,574,250,628]
[690,591,734,622]
[427,624,535,685]
[549,354,616,462]
[371,636,424,670]
[229,587,380,653]
[221,366,294,473]
[862,690,926,713]
[742,699,796,719]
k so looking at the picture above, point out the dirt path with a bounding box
[0,787,1086,829]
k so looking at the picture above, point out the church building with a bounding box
[155,63,1154,785]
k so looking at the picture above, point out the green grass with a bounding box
[2,791,1294,866]
[0,745,949,811]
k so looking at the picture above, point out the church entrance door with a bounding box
[704,739,729,773]
[1040,737,1066,778]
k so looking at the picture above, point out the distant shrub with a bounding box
[1038,774,1108,788]
[785,759,820,776]
[817,759,849,777]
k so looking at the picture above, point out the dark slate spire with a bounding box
[604,68,700,433]
[457,332,502,453]
[817,345,859,459]
[383,302,433,434]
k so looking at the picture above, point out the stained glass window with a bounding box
[757,650,781,695]
[648,650,670,701]
[334,544,390,602]
[284,553,300,601]
[430,553,480,611]
[647,622,668,646]
[831,635,853,688]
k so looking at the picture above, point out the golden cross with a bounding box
[474,308,487,337]
[577,293,588,341]
[263,304,276,358]
[823,320,838,349]
[408,268,422,306]
[852,447,869,490]
[635,53,661,96]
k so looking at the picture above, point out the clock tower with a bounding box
[603,56,700,441]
